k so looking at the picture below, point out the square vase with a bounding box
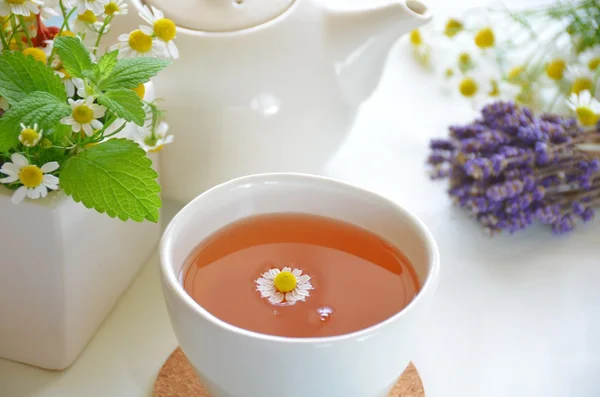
[0,154,161,370]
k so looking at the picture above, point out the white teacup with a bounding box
[160,173,440,397]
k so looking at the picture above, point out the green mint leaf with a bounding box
[53,36,94,78]
[100,57,171,90]
[0,51,67,105]
[0,92,71,151]
[60,138,161,222]
[94,50,119,80]
[97,89,145,125]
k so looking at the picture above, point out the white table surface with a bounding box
[2,1,599,396]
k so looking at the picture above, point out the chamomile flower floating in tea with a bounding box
[0,154,59,204]
[256,267,312,305]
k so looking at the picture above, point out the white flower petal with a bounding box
[41,162,59,173]
[285,292,296,303]
[0,175,18,184]
[297,275,311,283]
[90,119,103,130]
[11,153,28,167]
[292,268,302,277]
[260,288,276,298]
[11,186,27,204]
[43,174,59,186]
[282,266,291,273]
[268,292,284,304]
[26,187,39,199]
[1,163,20,175]
[140,25,154,35]
[269,269,280,277]
[82,123,93,136]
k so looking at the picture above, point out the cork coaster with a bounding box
[153,347,425,397]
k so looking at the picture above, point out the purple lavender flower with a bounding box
[427,100,599,235]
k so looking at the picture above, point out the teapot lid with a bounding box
[142,0,296,32]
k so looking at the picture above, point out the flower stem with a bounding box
[17,16,33,47]
[0,22,8,50]
[59,0,72,32]
[93,15,113,56]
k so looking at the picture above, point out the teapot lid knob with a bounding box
[142,0,296,32]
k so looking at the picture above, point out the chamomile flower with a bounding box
[0,96,8,111]
[139,5,178,59]
[55,69,84,98]
[73,0,108,15]
[0,0,43,17]
[474,26,495,49]
[255,267,312,305]
[111,28,165,58]
[61,96,106,136]
[132,121,173,152]
[545,58,567,81]
[566,90,600,127]
[566,65,594,95]
[103,0,127,16]
[73,10,104,34]
[580,45,600,72]
[409,28,431,66]
[0,153,59,204]
[18,123,42,147]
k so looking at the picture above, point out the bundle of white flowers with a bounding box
[409,0,600,130]
[0,0,179,222]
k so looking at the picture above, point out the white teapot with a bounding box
[112,0,431,204]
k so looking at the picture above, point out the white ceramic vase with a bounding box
[0,85,162,370]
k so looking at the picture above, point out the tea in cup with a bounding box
[160,173,439,397]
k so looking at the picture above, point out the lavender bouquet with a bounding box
[428,101,600,235]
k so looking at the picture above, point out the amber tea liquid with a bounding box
[182,213,419,338]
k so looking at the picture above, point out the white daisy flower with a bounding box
[579,45,600,72]
[566,90,600,127]
[54,69,82,98]
[566,65,595,95]
[61,96,106,136]
[0,0,43,17]
[103,0,126,16]
[132,121,173,152]
[18,123,43,147]
[0,153,59,204]
[73,9,104,34]
[73,0,108,15]
[0,96,8,111]
[111,28,165,59]
[255,266,313,305]
[139,5,178,59]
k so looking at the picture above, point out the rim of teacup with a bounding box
[160,173,440,344]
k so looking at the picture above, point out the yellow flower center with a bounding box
[571,77,592,95]
[459,77,478,97]
[474,27,495,48]
[73,105,94,124]
[19,165,43,188]
[59,67,71,79]
[104,2,120,15]
[575,106,599,127]
[444,68,455,78]
[20,128,39,145]
[78,10,97,24]
[132,83,145,99]
[409,29,422,46]
[8,0,27,4]
[148,144,165,153]
[22,47,47,64]
[60,30,76,37]
[273,271,297,293]
[508,65,525,82]
[128,29,153,53]
[458,52,471,65]
[488,80,499,97]
[588,58,600,71]
[154,18,176,42]
[444,18,463,38]
[545,59,565,80]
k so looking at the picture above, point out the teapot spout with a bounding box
[326,0,431,106]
